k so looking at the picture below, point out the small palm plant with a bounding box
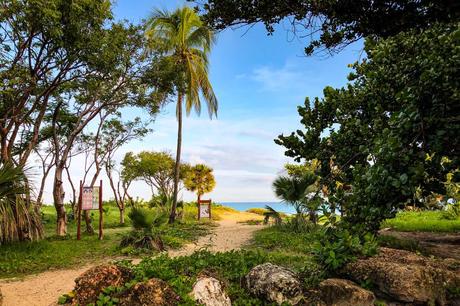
[0,163,43,244]
[272,172,318,223]
[263,205,282,225]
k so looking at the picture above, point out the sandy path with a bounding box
[0,212,263,306]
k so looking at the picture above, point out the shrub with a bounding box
[0,163,43,244]
[313,229,378,272]
[442,202,460,220]
[128,207,167,232]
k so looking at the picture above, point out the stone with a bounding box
[191,276,231,306]
[317,278,375,306]
[342,247,460,305]
[245,263,303,305]
[118,278,181,306]
[72,264,133,305]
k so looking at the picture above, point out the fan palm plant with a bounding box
[145,7,218,224]
[0,163,43,244]
[273,172,318,222]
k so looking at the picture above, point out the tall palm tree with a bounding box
[145,7,218,223]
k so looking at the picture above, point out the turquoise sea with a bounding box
[219,202,296,214]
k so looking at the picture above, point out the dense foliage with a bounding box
[0,0,167,236]
[276,23,460,233]
[196,0,458,54]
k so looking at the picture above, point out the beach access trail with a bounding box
[0,211,263,306]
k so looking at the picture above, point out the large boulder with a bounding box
[245,263,303,305]
[317,278,375,306]
[118,278,181,306]
[342,247,460,305]
[72,264,133,305]
[191,276,231,306]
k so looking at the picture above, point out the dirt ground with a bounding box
[0,211,263,306]
[380,229,460,260]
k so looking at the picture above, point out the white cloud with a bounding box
[246,60,317,94]
[36,111,299,204]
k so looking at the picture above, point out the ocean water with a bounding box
[219,202,296,214]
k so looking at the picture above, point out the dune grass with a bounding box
[381,211,460,232]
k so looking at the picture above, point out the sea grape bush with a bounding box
[276,23,460,235]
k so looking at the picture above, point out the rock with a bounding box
[342,247,460,305]
[245,263,303,305]
[72,264,133,305]
[191,276,231,306]
[118,278,181,306]
[317,278,375,306]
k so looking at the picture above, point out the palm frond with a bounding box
[145,6,218,119]
[263,205,282,225]
[0,163,43,244]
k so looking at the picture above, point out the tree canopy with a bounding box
[195,0,459,54]
[121,151,190,200]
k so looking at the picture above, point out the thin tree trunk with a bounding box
[169,94,183,224]
[107,164,125,225]
[53,165,67,236]
[64,164,77,215]
[119,208,125,224]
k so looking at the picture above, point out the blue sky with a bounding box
[40,0,364,203]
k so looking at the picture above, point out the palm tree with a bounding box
[183,164,216,203]
[272,173,318,223]
[145,7,218,223]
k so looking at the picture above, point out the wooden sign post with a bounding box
[198,199,212,220]
[77,180,103,240]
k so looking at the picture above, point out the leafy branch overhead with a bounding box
[195,0,458,55]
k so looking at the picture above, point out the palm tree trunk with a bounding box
[169,94,183,224]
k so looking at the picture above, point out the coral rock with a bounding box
[119,278,181,306]
[72,264,133,305]
[317,278,375,306]
[191,276,231,306]
[245,263,303,305]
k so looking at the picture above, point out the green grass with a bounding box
[381,211,460,232]
[0,228,126,278]
[0,203,213,279]
[247,224,318,272]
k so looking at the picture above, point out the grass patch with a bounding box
[0,204,214,278]
[245,208,267,215]
[237,219,263,225]
[250,225,317,257]
[0,228,126,278]
[381,211,460,232]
